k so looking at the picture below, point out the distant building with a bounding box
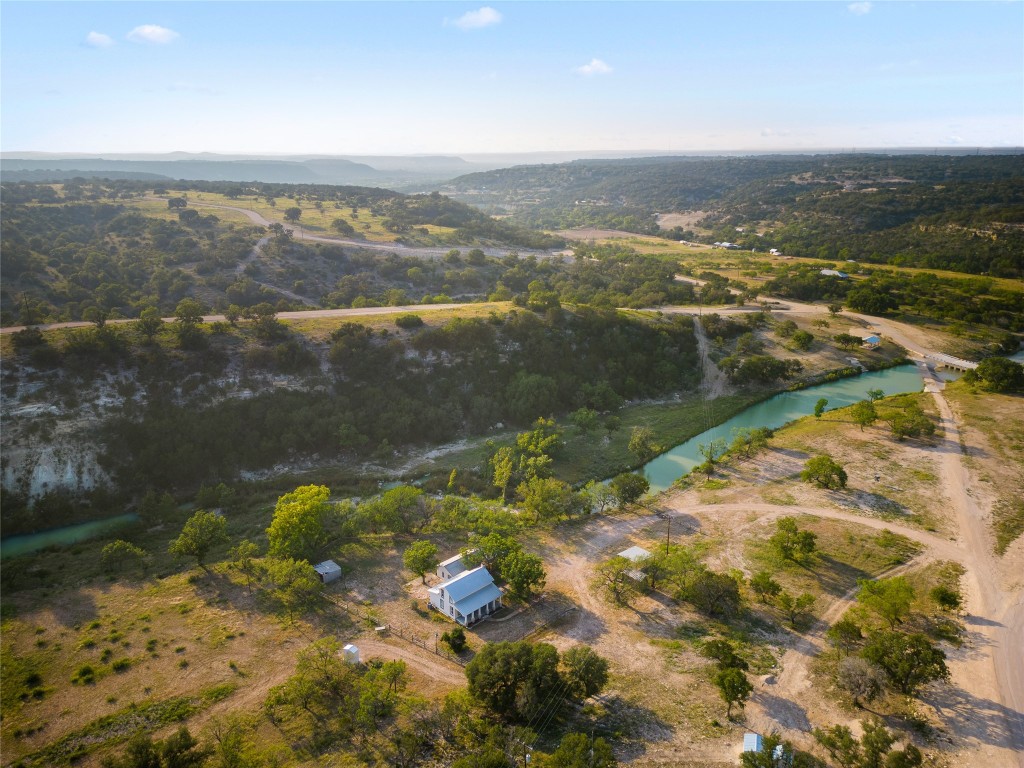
[313,560,342,584]
[713,241,742,249]
[819,269,850,278]
[428,565,503,626]
[769,248,781,256]
[862,334,882,348]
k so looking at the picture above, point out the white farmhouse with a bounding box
[428,565,503,626]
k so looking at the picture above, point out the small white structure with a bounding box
[769,248,781,256]
[743,733,763,753]
[342,643,360,664]
[819,269,849,278]
[429,565,503,626]
[618,546,652,582]
[313,560,342,584]
[862,334,882,349]
[436,550,474,581]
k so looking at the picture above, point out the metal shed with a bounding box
[313,559,342,584]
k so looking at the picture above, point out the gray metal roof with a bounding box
[313,560,342,575]
[438,565,503,613]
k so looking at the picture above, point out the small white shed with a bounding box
[743,733,763,752]
[342,643,360,664]
[313,560,342,584]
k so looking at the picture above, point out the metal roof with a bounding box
[313,560,342,575]
[618,546,652,563]
[435,566,504,614]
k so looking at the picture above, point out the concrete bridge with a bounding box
[925,352,978,371]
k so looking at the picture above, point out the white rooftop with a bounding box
[313,560,342,575]
[618,546,652,563]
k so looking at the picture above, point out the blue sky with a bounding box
[2,1,1022,154]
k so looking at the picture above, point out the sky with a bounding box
[2,1,1022,155]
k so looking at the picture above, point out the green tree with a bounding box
[518,477,579,522]
[861,631,949,695]
[700,639,748,671]
[628,425,660,463]
[266,484,332,561]
[750,571,782,603]
[262,557,321,622]
[828,303,843,316]
[866,388,885,402]
[491,446,516,503]
[135,307,163,342]
[547,733,617,768]
[500,549,546,602]
[596,556,639,604]
[101,726,210,768]
[174,298,204,326]
[887,406,935,441]
[856,576,915,629]
[814,397,829,418]
[792,330,814,351]
[769,517,817,562]
[801,455,847,489]
[814,720,922,768]
[971,357,1024,393]
[101,540,147,573]
[331,218,355,235]
[930,584,962,613]
[850,400,878,431]
[284,206,302,223]
[229,540,260,595]
[465,641,562,721]
[403,540,439,584]
[609,472,649,508]
[826,617,864,656]
[834,332,862,349]
[570,407,599,433]
[560,646,610,700]
[777,591,815,628]
[775,319,798,338]
[679,568,742,619]
[580,480,617,515]
[714,667,752,718]
[168,509,228,569]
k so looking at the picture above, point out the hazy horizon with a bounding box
[3,1,1022,155]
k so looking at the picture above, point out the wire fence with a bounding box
[323,594,467,666]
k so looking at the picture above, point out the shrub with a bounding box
[442,627,467,652]
[395,313,424,329]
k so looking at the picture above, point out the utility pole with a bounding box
[665,515,671,554]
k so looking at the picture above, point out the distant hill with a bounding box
[0,153,489,187]
[437,153,1024,277]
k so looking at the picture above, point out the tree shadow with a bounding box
[585,694,675,762]
[752,691,812,732]
[806,554,873,598]
[914,685,1024,752]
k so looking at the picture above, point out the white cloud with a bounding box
[126,24,180,44]
[576,58,612,76]
[450,7,502,30]
[86,31,114,48]
[848,2,872,15]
